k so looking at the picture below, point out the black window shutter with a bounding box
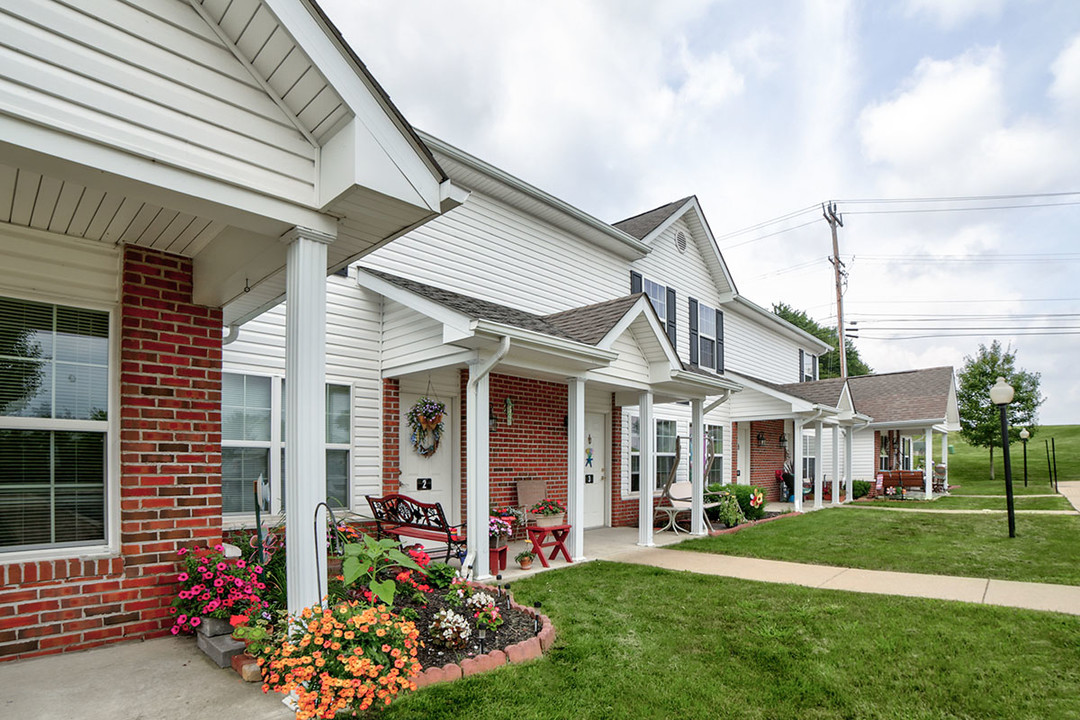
[716,309,724,373]
[812,354,819,380]
[630,271,642,295]
[688,298,699,365]
[666,287,677,347]
[799,349,805,382]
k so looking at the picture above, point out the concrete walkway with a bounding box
[606,547,1080,616]
[1058,481,1080,511]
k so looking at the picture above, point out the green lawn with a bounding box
[676,508,1080,586]
[383,562,1080,719]
[947,424,1079,491]
[862,495,1074,511]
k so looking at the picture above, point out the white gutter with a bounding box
[468,335,511,390]
[472,320,618,364]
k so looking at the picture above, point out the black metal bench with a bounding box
[365,493,466,563]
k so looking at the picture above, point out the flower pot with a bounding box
[196,616,233,638]
[533,514,565,528]
[518,558,533,570]
[489,536,507,549]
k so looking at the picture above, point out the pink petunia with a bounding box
[170,626,180,635]
[178,614,188,624]
[177,572,189,582]
[216,562,227,571]
[177,547,188,556]
[190,617,202,627]
[214,544,224,552]
[236,559,246,569]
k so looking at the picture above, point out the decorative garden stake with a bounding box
[478,627,486,655]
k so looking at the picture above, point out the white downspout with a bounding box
[222,324,241,345]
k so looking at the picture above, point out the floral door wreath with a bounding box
[407,396,446,457]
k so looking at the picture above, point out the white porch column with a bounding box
[844,427,854,503]
[691,398,706,535]
[637,391,655,547]
[831,424,840,505]
[282,226,333,617]
[792,418,803,513]
[941,430,949,491]
[813,422,824,509]
[465,365,491,579]
[566,377,586,561]
[924,426,934,499]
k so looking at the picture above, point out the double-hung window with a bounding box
[222,373,352,515]
[690,300,725,372]
[629,416,677,493]
[706,425,725,485]
[801,432,817,481]
[630,271,677,349]
[799,350,817,382]
[0,296,109,552]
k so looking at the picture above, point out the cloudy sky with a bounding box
[321,0,1080,425]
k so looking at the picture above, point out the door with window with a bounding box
[583,413,606,528]
[399,394,455,531]
[737,424,750,485]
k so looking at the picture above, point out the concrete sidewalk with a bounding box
[607,547,1080,615]
[0,635,293,720]
[1059,481,1080,511]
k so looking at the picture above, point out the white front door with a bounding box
[737,423,750,485]
[399,394,456,548]
[583,413,606,528]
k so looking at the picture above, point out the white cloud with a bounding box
[857,48,1077,196]
[1049,33,1080,110]
[904,0,1005,28]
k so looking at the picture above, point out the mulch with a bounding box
[394,584,538,669]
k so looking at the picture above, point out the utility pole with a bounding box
[823,201,847,379]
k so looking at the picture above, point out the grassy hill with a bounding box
[946,424,1078,493]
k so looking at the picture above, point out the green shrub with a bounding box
[708,483,767,521]
[853,480,871,499]
[713,492,746,528]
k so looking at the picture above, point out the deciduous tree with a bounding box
[957,341,1043,479]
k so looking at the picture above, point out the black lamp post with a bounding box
[1019,428,1029,487]
[990,377,1016,538]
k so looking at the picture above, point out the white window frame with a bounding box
[705,424,725,486]
[222,373,352,521]
[655,419,678,490]
[801,431,817,480]
[0,295,115,557]
[628,415,675,494]
[643,278,667,326]
[698,303,718,371]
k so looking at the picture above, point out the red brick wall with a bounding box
[0,247,223,661]
[382,378,401,494]
[749,420,787,501]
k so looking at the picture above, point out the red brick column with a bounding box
[382,378,401,494]
[0,246,223,661]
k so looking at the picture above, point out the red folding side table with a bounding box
[525,524,573,568]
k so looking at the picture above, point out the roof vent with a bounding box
[675,230,688,254]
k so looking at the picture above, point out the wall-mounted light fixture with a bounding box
[778,433,788,450]
[489,403,498,432]
[505,397,515,426]
[756,431,766,447]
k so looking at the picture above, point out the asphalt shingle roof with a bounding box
[541,295,643,345]
[847,367,955,423]
[776,377,848,407]
[612,197,693,240]
[361,269,581,342]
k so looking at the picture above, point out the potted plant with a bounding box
[515,541,536,570]
[529,498,566,528]
[170,544,269,637]
[489,516,511,548]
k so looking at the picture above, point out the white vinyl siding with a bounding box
[1,0,318,201]
[364,191,627,315]
[223,275,381,505]
[724,307,809,384]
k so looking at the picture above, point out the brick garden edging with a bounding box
[229,585,556,688]
[708,511,802,536]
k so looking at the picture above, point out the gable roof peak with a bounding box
[612,196,696,240]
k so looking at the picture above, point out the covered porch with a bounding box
[725,373,870,512]
[357,270,741,579]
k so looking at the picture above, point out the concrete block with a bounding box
[506,637,542,664]
[195,616,234,638]
[442,663,462,681]
[538,626,556,652]
[197,632,246,668]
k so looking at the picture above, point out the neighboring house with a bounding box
[0,0,461,660]
[222,136,837,577]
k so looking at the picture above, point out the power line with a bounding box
[719,218,821,250]
[845,200,1080,215]
[860,330,1080,339]
[838,190,1080,204]
[713,204,819,243]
